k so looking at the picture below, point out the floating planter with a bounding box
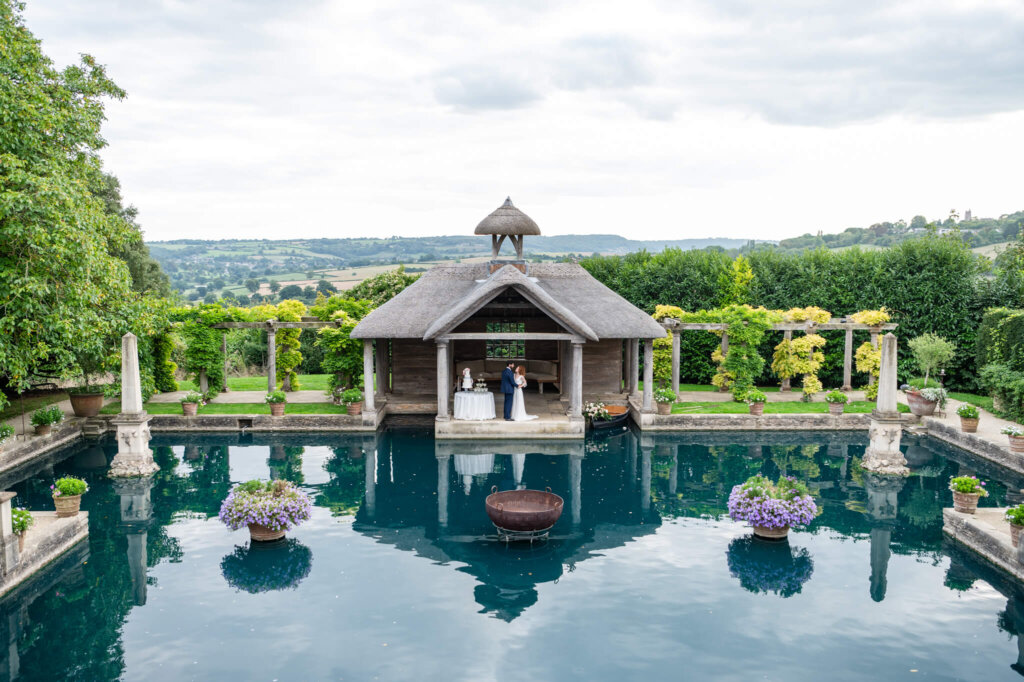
[949,475,987,514]
[221,539,312,593]
[219,480,312,542]
[727,475,817,540]
[726,536,814,598]
[51,477,88,517]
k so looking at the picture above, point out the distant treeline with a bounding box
[580,235,1024,391]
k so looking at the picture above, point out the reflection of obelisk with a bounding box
[641,446,652,514]
[110,333,158,477]
[569,453,583,527]
[863,472,906,602]
[1003,594,1024,674]
[113,476,154,606]
[436,454,450,528]
[669,446,678,496]
[863,334,908,476]
[364,446,376,520]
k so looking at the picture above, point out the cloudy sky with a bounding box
[23,0,1024,242]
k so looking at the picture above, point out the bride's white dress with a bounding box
[511,376,537,422]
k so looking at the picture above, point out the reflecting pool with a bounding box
[3,427,1024,680]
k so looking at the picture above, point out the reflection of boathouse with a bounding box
[350,199,666,438]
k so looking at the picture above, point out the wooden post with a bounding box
[375,340,387,398]
[843,327,853,391]
[622,339,630,392]
[266,327,277,393]
[671,331,680,396]
[436,341,449,420]
[869,328,880,386]
[642,339,654,412]
[719,332,729,392]
[630,338,640,395]
[221,333,230,392]
[780,329,792,392]
[363,339,376,412]
[570,342,583,417]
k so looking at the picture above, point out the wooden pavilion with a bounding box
[350,198,667,437]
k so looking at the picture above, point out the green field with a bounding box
[948,392,994,412]
[670,400,909,414]
[100,401,346,415]
[178,374,331,393]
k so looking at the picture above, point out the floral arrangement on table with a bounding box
[264,390,287,404]
[218,480,312,534]
[726,536,815,598]
[583,402,610,421]
[824,390,848,404]
[30,406,64,428]
[0,423,13,447]
[727,475,818,533]
[220,538,313,594]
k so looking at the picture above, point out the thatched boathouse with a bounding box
[351,198,666,438]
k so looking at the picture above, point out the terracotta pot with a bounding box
[906,391,938,417]
[1012,523,1023,548]
[960,417,979,433]
[753,525,789,540]
[656,402,671,416]
[69,392,104,418]
[34,424,51,436]
[1009,435,1024,454]
[952,491,981,514]
[828,402,845,416]
[748,402,765,416]
[181,402,198,416]
[347,402,363,416]
[53,494,82,518]
[269,402,285,417]
[17,533,25,553]
[248,523,285,542]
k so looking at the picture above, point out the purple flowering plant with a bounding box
[948,475,988,496]
[727,475,817,530]
[218,480,312,532]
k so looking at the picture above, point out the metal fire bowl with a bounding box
[485,487,564,532]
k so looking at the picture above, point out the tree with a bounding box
[907,333,957,385]
[347,266,419,307]
[244,278,260,293]
[316,279,338,295]
[269,280,281,294]
[278,284,303,299]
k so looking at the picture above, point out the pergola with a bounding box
[659,317,898,394]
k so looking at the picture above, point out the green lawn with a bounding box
[0,392,69,421]
[100,401,346,415]
[178,374,331,393]
[671,400,910,415]
[948,392,994,412]
[639,382,781,393]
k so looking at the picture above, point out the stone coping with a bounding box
[1,511,89,598]
[638,411,876,431]
[0,421,83,477]
[922,417,1024,475]
[942,508,1024,583]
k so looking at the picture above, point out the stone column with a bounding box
[375,340,387,399]
[110,333,157,478]
[569,342,583,418]
[436,454,450,528]
[670,331,680,395]
[221,333,230,392]
[266,326,277,393]
[435,341,449,420]
[114,476,153,606]
[863,333,907,475]
[642,339,654,412]
[640,446,652,514]
[780,330,792,392]
[842,327,853,391]
[569,452,583,527]
[630,338,640,395]
[363,340,376,412]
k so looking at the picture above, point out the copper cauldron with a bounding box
[485,487,564,532]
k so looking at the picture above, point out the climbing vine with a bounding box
[770,308,831,399]
[152,333,178,393]
[274,300,306,391]
[314,295,373,392]
[849,308,891,327]
[173,304,232,393]
[681,305,780,400]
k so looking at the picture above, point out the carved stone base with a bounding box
[109,413,157,478]
[863,413,908,476]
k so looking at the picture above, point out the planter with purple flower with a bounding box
[727,475,818,540]
[949,475,987,514]
[219,480,312,542]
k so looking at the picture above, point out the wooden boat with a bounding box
[589,405,629,431]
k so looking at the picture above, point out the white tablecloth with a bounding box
[454,391,496,420]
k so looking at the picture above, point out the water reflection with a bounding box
[726,536,814,598]
[220,539,313,594]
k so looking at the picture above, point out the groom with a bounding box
[501,361,516,421]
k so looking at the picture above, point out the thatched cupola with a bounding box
[474,197,540,260]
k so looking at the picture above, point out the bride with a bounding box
[510,366,537,421]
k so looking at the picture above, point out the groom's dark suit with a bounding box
[501,366,516,420]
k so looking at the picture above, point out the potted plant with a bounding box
[957,404,980,433]
[12,508,33,553]
[68,348,108,417]
[746,390,767,416]
[218,479,313,542]
[51,476,88,517]
[584,401,610,425]
[1006,505,1024,548]
[949,475,987,514]
[265,390,287,417]
[180,391,205,416]
[907,333,956,388]
[341,388,364,416]
[824,390,848,415]
[653,388,676,415]
[727,474,818,540]
[1002,425,1024,453]
[904,386,947,417]
[0,423,14,451]
[30,406,64,436]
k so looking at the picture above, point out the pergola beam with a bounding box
[436,332,587,342]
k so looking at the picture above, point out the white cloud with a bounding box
[21,0,1024,241]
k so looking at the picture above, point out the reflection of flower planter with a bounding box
[753,525,789,540]
[952,491,980,514]
[248,523,285,542]
[905,391,937,416]
[726,536,814,598]
[220,539,312,594]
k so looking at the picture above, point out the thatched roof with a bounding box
[351,262,667,340]
[473,197,541,236]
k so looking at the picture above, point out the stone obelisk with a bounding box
[862,333,908,475]
[109,333,158,477]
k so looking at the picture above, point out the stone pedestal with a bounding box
[110,334,157,477]
[863,333,907,475]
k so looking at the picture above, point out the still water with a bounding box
[3,427,1024,681]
